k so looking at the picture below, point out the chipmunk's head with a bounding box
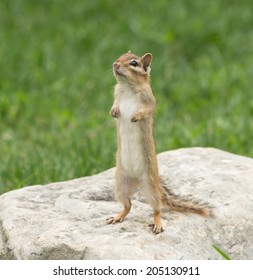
[113,51,152,85]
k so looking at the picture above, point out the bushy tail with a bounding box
[162,186,212,217]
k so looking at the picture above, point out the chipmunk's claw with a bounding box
[106,217,122,224]
[110,106,119,118]
[148,224,164,234]
[131,112,141,122]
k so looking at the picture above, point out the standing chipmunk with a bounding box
[107,51,211,234]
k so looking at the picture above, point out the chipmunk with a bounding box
[106,51,211,234]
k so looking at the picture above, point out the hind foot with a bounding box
[106,217,123,224]
[148,223,164,234]
[106,206,131,225]
[149,210,164,234]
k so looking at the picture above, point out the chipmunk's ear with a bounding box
[141,53,152,72]
[127,50,132,54]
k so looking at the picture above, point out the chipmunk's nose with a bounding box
[113,62,120,70]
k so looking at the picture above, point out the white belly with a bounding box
[118,95,144,177]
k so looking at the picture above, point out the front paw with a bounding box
[110,106,119,118]
[131,112,142,122]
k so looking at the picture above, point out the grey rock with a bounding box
[0,147,253,259]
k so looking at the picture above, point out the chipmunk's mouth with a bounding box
[114,69,126,78]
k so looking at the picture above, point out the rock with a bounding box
[0,147,253,259]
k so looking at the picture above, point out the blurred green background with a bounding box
[0,0,252,194]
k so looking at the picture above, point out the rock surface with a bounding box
[0,147,253,260]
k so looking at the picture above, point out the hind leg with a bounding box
[142,177,164,234]
[107,173,138,224]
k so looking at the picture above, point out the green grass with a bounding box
[213,244,231,260]
[0,0,253,194]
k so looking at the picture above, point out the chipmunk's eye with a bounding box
[130,60,138,67]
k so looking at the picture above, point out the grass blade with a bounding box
[212,244,231,260]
